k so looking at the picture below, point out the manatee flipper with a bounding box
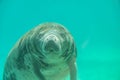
[32,57,46,80]
[68,57,77,80]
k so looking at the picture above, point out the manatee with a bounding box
[3,22,77,80]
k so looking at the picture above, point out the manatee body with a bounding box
[3,22,77,80]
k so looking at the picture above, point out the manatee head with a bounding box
[20,22,76,62]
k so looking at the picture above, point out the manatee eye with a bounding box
[54,38,56,41]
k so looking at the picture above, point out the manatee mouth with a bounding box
[44,39,59,52]
[42,33,61,53]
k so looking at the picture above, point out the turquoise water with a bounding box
[0,0,120,80]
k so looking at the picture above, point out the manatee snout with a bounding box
[42,34,61,53]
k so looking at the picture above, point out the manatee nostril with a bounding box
[46,37,56,41]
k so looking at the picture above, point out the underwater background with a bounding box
[0,0,120,80]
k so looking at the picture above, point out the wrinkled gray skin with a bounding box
[3,23,77,80]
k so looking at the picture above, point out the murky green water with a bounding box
[0,0,120,80]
